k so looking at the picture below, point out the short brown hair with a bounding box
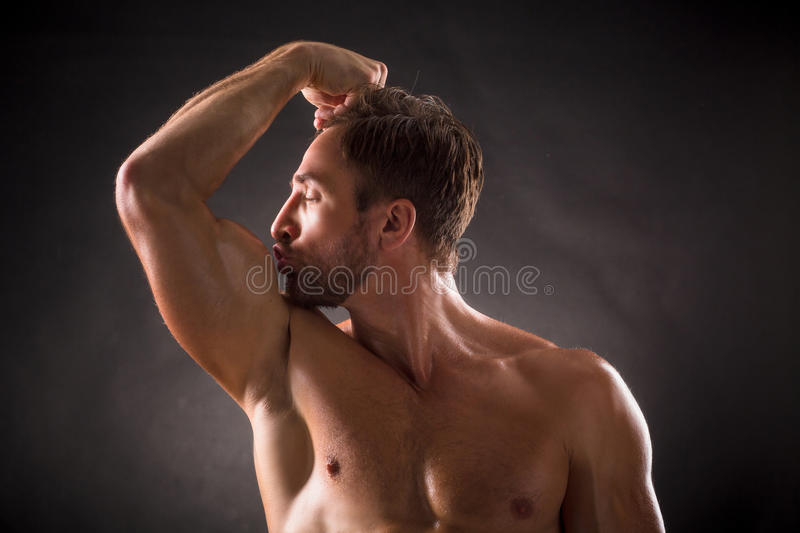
[326,86,484,271]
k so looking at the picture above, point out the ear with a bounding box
[378,199,416,252]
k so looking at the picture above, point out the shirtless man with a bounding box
[115,41,665,532]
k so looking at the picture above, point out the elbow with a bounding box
[115,156,153,218]
[115,154,195,216]
[115,157,140,214]
[116,152,163,195]
[116,156,142,195]
[114,155,174,224]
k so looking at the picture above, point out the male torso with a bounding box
[115,41,663,532]
[253,305,573,532]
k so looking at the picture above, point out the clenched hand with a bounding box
[296,42,388,130]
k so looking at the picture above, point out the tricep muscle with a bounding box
[116,170,290,414]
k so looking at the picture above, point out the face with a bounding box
[270,128,379,308]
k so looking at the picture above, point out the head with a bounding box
[270,85,484,307]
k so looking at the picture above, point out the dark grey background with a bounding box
[4,1,798,531]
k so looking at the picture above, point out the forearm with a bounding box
[120,42,310,203]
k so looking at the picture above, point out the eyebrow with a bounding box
[289,173,325,189]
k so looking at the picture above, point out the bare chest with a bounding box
[274,347,568,532]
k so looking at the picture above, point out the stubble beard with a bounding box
[283,217,376,309]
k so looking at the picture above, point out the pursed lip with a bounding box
[272,244,294,273]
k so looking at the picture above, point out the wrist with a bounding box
[268,41,312,94]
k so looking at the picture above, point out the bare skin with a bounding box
[116,41,665,532]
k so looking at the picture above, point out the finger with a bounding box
[333,104,346,116]
[302,88,346,108]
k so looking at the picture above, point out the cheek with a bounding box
[311,202,356,234]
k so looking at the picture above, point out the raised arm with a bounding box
[115,41,386,415]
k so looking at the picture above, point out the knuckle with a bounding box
[373,61,387,83]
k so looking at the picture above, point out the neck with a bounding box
[343,268,480,392]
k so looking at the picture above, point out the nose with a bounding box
[270,196,300,243]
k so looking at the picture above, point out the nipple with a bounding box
[510,497,533,519]
[326,457,341,477]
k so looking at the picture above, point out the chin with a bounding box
[283,274,349,309]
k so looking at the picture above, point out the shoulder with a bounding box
[515,345,622,393]
[515,347,650,453]
[545,347,626,399]
[509,343,663,529]
[548,348,643,425]
[540,350,663,530]
[513,344,610,386]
